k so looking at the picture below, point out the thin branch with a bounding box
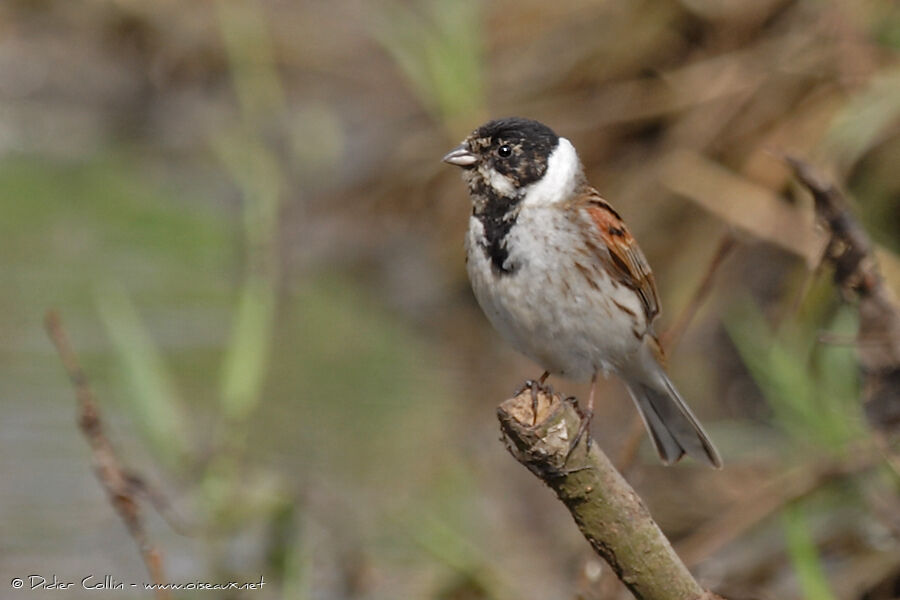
[675,445,884,566]
[498,386,724,600]
[617,232,736,472]
[44,310,171,600]
[659,233,737,350]
[785,156,900,439]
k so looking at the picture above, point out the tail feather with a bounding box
[626,374,722,469]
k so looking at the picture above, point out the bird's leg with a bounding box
[565,374,596,462]
[529,371,550,426]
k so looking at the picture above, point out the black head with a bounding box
[443,117,560,195]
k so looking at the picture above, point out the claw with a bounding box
[530,380,540,426]
[514,371,552,426]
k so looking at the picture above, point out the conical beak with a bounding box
[442,144,477,167]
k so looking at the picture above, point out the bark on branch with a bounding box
[497,387,721,600]
[44,310,171,600]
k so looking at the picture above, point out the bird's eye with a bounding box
[497,144,512,158]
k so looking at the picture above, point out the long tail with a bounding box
[625,348,722,468]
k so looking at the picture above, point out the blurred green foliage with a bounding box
[373,0,486,130]
[214,0,285,425]
[0,156,229,275]
[95,282,191,470]
[727,298,865,456]
[4,0,899,598]
[726,277,883,599]
[783,504,838,600]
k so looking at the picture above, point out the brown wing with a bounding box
[576,190,661,324]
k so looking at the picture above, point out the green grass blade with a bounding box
[783,505,838,600]
[220,274,276,421]
[95,282,190,470]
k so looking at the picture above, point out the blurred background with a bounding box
[2,0,899,598]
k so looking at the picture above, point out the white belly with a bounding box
[465,207,647,382]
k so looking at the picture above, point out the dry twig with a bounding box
[498,386,724,600]
[674,159,900,569]
[785,157,900,440]
[44,310,171,600]
[675,445,884,566]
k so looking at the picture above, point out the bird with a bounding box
[442,117,722,468]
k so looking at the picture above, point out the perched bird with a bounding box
[443,117,722,468]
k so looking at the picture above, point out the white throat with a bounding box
[521,137,581,207]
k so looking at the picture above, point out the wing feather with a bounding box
[574,190,661,324]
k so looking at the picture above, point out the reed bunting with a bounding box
[443,117,721,468]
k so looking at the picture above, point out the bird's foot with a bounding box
[514,375,552,426]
